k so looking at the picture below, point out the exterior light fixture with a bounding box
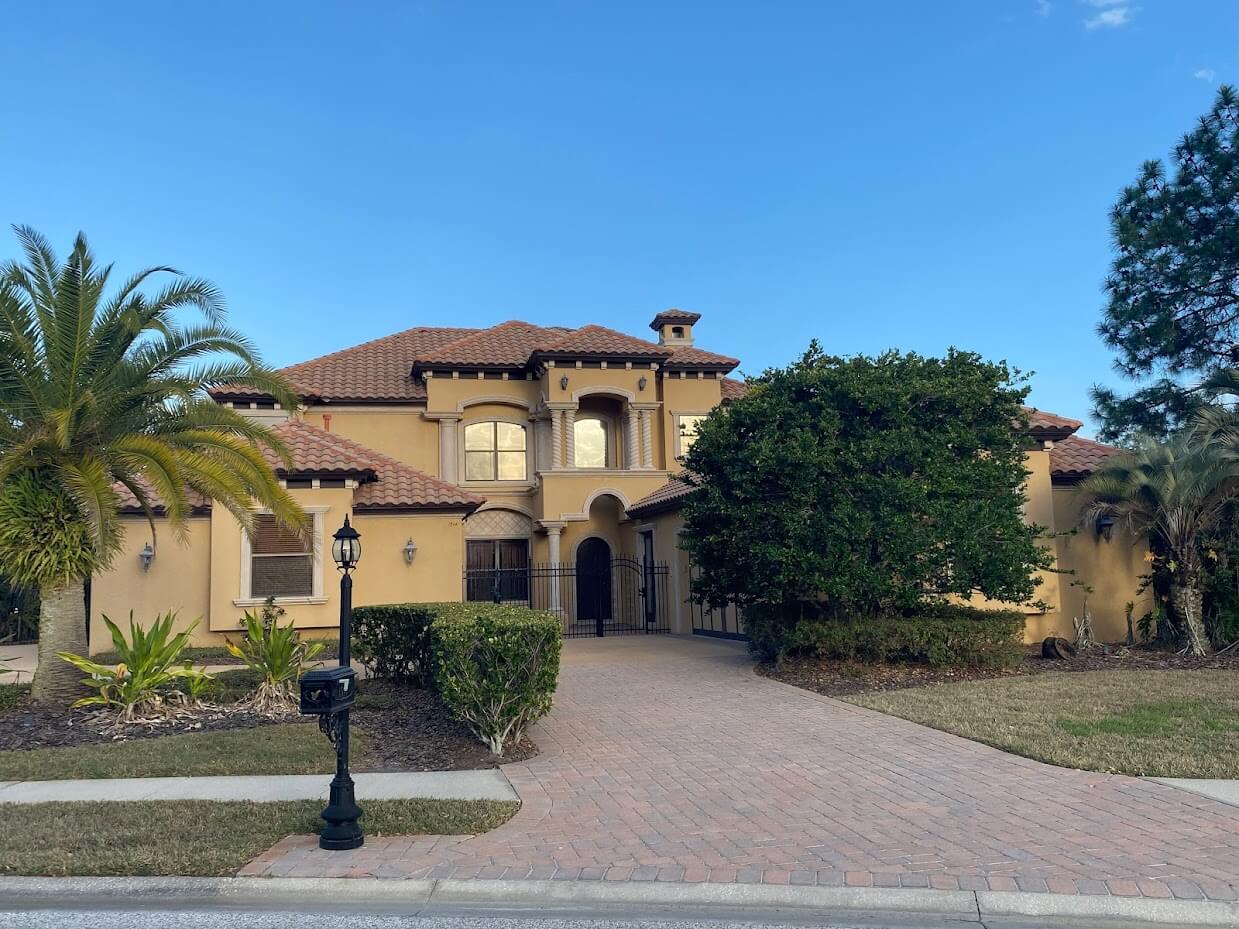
[139,542,155,572]
[299,514,364,850]
[331,515,362,572]
[638,376,648,392]
[403,537,417,564]
[1095,513,1116,542]
[559,375,569,390]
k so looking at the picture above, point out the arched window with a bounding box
[465,421,527,481]
[574,416,608,468]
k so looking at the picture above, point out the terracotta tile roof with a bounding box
[627,474,698,518]
[218,318,739,403]
[533,324,673,360]
[415,320,568,370]
[720,377,747,401]
[1025,407,1083,440]
[214,326,477,403]
[120,419,482,513]
[665,346,741,371]
[1050,435,1122,484]
[116,479,211,515]
[265,418,377,476]
[650,308,702,329]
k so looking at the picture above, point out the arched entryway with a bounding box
[575,536,612,632]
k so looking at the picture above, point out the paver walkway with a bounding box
[242,636,1239,902]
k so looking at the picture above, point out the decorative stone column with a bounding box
[434,414,462,483]
[564,407,577,469]
[551,409,563,470]
[542,522,566,615]
[639,409,654,469]
[625,409,639,470]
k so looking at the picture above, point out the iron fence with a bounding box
[463,558,671,638]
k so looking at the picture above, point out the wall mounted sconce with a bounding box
[403,538,417,564]
[638,376,648,392]
[1095,513,1116,542]
[139,542,155,572]
[559,375,569,390]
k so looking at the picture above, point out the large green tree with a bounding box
[680,344,1051,621]
[0,227,305,703]
[1081,433,1239,655]
[1093,85,1239,442]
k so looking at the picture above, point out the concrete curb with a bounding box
[0,875,1236,926]
[0,770,517,804]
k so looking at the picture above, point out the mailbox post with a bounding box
[299,515,364,850]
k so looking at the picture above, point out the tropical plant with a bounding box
[56,611,211,721]
[225,609,325,713]
[0,226,306,704]
[1081,433,1239,655]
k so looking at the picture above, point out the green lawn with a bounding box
[0,798,519,876]
[0,723,349,780]
[848,670,1239,777]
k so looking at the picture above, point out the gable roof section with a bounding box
[1025,408,1084,442]
[413,320,568,371]
[720,377,747,401]
[213,326,477,404]
[531,324,674,362]
[1049,435,1121,485]
[118,419,482,514]
[627,474,697,518]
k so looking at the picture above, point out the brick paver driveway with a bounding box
[244,636,1239,901]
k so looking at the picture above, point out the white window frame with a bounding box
[675,412,709,460]
[460,416,533,486]
[235,506,329,607]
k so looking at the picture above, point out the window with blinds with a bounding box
[250,514,313,598]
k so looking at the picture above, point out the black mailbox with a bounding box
[300,666,357,715]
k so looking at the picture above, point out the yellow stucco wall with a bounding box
[1048,485,1151,644]
[304,406,438,476]
[90,517,214,651]
[89,490,468,654]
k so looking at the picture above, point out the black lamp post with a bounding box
[302,515,364,850]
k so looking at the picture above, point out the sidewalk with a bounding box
[0,770,516,803]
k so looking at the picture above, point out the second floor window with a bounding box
[574,416,608,468]
[465,421,527,481]
[677,414,707,458]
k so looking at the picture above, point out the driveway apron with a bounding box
[242,636,1239,901]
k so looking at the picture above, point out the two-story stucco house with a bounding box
[89,310,1148,652]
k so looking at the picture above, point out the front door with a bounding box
[576,537,612,634]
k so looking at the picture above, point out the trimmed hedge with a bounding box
[352,603,435,685]
[746,602,1025,669]
[351,602,561,756]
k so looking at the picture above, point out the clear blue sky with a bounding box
[2,1,1234,434]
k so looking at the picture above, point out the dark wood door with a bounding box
[466,539,529,602]
[575,537,612,631]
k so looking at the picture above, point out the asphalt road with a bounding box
[0,906,1201,929]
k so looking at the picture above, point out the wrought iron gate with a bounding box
[463,558,671,638]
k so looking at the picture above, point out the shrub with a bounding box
[428,603,561,756]
[225,608,325,712]
[352,603,435,685]
[57,611,212,720]
[748,602,1025,669]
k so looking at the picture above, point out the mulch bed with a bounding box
[0,677,537,770]
[352,679,537,771]
[758,644,1239,698]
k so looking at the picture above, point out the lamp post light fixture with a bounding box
[299,515,364,850]
[139,542,155,572]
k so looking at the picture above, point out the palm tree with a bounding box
[1081,433,1239,656]
[0,227,305,703]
